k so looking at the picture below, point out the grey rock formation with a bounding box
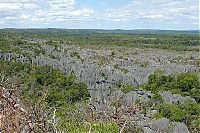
[150,118,170,132]
[171,122,190,133]
[109,89,153,107]
[1,44,199,97]
[160,91,196,104]
[1,43,198,133]
[143,127,153,133]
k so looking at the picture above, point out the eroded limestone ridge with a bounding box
[0,86,54,133]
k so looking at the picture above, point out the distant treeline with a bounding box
[0,29,199,51]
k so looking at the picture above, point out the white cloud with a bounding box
[48,0,75,12]
[0,0,198,29]
[140,14,165,19]
[0,0,95,25]
[0,0,35,2]
[33,0,95,22]
[97,0,199,22]
[99,8,132,22]
[0,3,22,10]
[0,2,38,12]
[48,0,75,7]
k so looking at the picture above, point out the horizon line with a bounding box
[0,28,199,31]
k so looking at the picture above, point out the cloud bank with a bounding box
[0,0,199,29]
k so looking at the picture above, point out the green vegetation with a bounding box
[0,29,199,132]
[0,59,121,132]
[134,60,149,67]
[114,80,123,88]
[52,104,119,132]
[100,72,108,80]
[152,100,200,131]
[70,51,81,59]
[90,122,118,133]
[114,64,129,74]
[0,60,90,131]
[142,71,200,131]
[0,29,199,54]
[0,60,89,102]
[93,55,109,66]
[142,71,200,102]
[121,84,136,93]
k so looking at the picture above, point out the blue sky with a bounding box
[0,0,199,30]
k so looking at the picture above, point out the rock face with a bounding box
[110,89,153,106]
[143,127,154,133]
[160,91,196,104]
[0,86,55,132]
[150,118,170,132]
[142,119,190,133]
[172,122,190,133]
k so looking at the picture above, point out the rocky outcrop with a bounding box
[142,119,190,133]
[150,118,170,132]
[160,91,196,104]
[0,43,198,133]
[1,45,198,109]
[171,122,190,133]
[0,86,55,133]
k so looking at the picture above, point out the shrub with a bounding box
[91,122,118,133]
[155,101,200,131]
[121,84,135,93]
[142,72,200,102]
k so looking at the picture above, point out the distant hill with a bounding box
[0,28,199,34]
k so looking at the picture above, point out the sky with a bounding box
[0,0,199,30]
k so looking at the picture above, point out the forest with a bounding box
[0,29,199,52]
